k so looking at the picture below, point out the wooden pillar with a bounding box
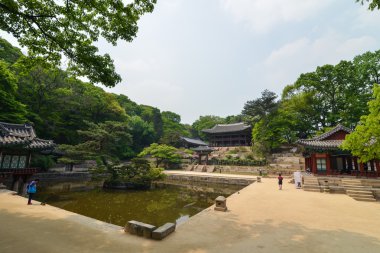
[198,154,202,165]
[326,154,331,175]
[28,151,32,168]
[205,154,209,165]
[311,154,317,174]
[359,162,364,176]
[354,157,359,171]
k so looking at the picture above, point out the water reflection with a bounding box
[35,180,244,227]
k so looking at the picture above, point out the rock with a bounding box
[152,223,176,240]
[125,220,156,238]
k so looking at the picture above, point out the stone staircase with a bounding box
[302,176,321,192]
[268,153,305,171]
[342,179,376,202]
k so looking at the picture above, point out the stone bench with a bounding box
[125,220,156,238]
[152,223,176,240]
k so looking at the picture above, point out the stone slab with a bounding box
[126,220,156,238]
[152,223,176,240]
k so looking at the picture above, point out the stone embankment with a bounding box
[163,171,257,186]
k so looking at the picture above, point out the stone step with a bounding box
[303,188,322,192]
[347,192,373,197]
[342,184,363,187]
[346,189,373,194]
[352,197,377,202]
[342,181,362,184]
[342,182,362,185]
[303,185,321,190]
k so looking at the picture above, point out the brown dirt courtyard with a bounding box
[0,177,380,253]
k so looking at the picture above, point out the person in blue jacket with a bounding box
[26,179,40,205]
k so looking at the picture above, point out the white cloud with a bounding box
[252,32,379,95]
[219,0,333,33]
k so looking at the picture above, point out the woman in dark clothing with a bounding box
[278,174,283,190]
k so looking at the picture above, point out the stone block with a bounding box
[125,220,156,238]
[214,196,227,211]
[152,223,176,240]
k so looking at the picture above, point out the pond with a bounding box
[34,181,244,227]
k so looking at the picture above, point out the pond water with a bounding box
[34,181,244,227]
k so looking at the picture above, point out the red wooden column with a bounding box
[311,154,317,174]
[375,160,380,177]
[326,154,331,175]
[359,161,364,176]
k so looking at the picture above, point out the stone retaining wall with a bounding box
[33,172,92,182]
[163,174,255,186]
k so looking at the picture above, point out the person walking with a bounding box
[278,174,283,190]
[26,179,39,205]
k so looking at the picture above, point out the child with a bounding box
[278,174,283,190]
[26,179,39,205]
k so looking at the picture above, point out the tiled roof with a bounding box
[202,123,251,134]
[297,139,344,150]
[312,124,352,141]
[0,122,55,150]
[180,137,208,146]
[297,124,352,150]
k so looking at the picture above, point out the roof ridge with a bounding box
[313,124,352,141]
[216,122,245,126]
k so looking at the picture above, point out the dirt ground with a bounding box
[1,177,380,253]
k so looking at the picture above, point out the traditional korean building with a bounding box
[179,136,208,148]
[202,122,252,147]
[0,122,55,191]
[297,124,379,177]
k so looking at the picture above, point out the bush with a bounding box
[103,158,166,187]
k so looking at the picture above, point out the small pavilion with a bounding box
[297,124,379,177]
[202,123,252,147]
[0,122,55,191]
[192,146,214,165]
[179,136,208,148]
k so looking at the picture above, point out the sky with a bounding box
[2,0,380,124]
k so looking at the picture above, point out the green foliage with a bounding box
[242,89,278,124]
[59,121,132,165]
[0,37,22,63]
[30,154,55,171]
[342,84,380,162]
[356,0,380,10]
[0,1,157,87]
[0,60,26,122]
[127,115,155,156]
[160,111,190,146]
[105,158,165,187]
[138,143,181,168]
[191,115,225,139]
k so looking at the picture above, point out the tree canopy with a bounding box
[0,0,157,87]
[342,84,380,162]
[138,143,181,168]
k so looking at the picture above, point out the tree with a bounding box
[160,111,190,146]
[0,60,27,122]
[356,0,380,10]
[0,37,22,64]
[242,89,278,124]
[59,121,132,165]
[138,143,181,168]
[342,84,380,162]
[0,0,157,87]
[127,115,155,155]
[191,115,225,139]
